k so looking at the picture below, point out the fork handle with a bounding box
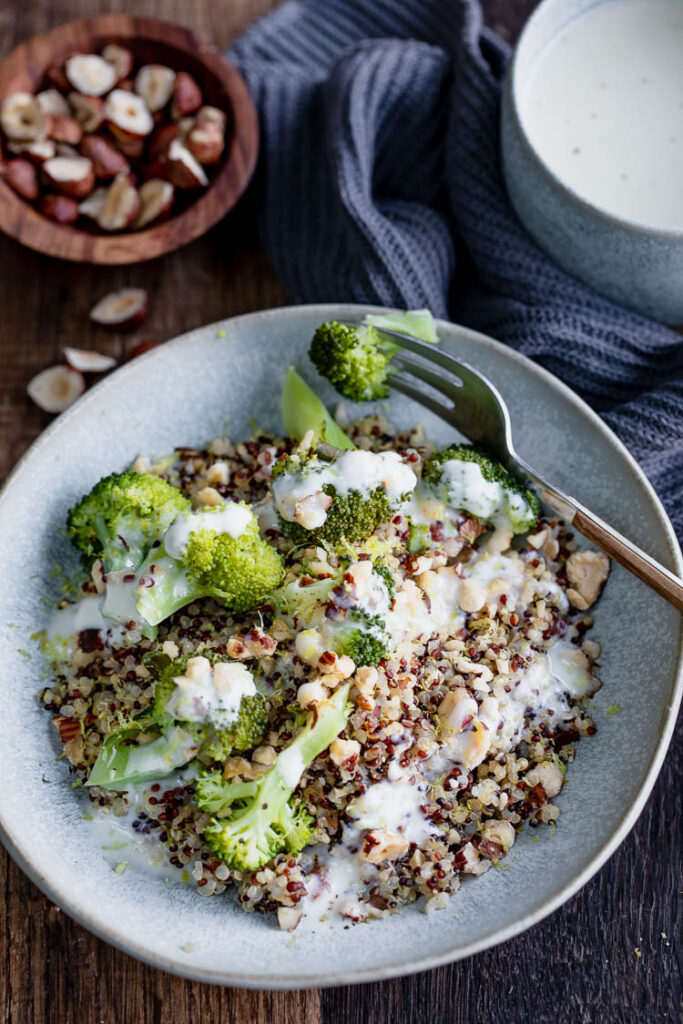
[518,462,683,613]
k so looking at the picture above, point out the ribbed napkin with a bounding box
[231,0,683,539]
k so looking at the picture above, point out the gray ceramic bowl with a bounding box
[501,0,683,324]
[0,305,681,988]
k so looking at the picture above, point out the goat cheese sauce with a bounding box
[277,746,306,788]
[347,777,436,845]
[440,460,505,521]
[164,657,256,728]
[164,501,252,558]
[273,450,417,528]
[523,0,683,230]
[47,594,108,643]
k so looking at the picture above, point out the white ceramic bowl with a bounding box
[0,305,681,987]
[501,0,683,323]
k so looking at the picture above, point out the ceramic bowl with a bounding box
[0,16,258,264]
[0,305,681,987]
[501,0,683,324]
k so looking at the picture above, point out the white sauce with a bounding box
[547,637,595,699]
[277,745,306,788]
[344,561,391,619]
[386,580,449,645]
[441,460,505,521]
[400,488,448,528]
[347,777,436,844]
[386,566,469,647]
[273,450,417,528]
[523,0,683,230]
[101,571,144,625]
[164,501,252,558]
[46,590,137,658]
[297,824,376,925]
[253,494,281,535]
[434,458,533,530]
[119,727,199,779]
[47,571,151,658]
[467,550,568,613]
[86,770,199,881]
[466,552,526,606]
[483,640,596,753]
[47,595,108,644]
[165,657,256,728]
[299,752,435,925]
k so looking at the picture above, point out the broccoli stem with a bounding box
[135,550,205,627]
[210,681,352,813]
[280,681,351,777]
[199,682,352,869]
[365,309,439,344]
[86,722,197,791]
[281,367,355,450]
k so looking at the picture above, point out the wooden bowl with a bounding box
[0,16,259,264]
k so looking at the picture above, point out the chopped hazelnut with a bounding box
[196,485,222,506]
[566,550,610,609]
[458,578,487,613]
[361,829,409,863]
[354,665,379,695]
[297,680,329,709]
[329,738,361,768]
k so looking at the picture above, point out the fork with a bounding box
[356,324,683,613]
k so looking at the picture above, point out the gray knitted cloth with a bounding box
[230,0,683,537]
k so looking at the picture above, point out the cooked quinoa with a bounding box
[39,415,610,929]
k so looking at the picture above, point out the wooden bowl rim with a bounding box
[0,15,259,264]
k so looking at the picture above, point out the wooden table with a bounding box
[0,2,680,1021]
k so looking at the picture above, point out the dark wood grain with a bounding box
[0,15,259,263]
[0,1,680,1022]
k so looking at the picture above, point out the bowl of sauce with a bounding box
[502,0,683,323]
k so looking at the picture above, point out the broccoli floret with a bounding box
[282,486,394,547]
[334,609,389,667]
[151,651,267,760]
[274,560,392,667]
[271,448,414,547]
[281,367,355,450]
[423,445,540,534]
[310,321,394,402]
[67,471,191,571]
[196,682,351,871]
[273,575,337,627]
[183,513,284,612]
[86,651,270,790]
[135,501,284,626]
[309,310,438,402]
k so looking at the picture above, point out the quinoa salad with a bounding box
[38,312,611,931]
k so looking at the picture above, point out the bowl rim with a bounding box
[506,0,683,241]
[0,14,259,264]
[1,303,681,988]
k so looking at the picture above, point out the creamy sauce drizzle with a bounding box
[273,450,417,528]
[86,772,198,881]
[523,0,683,230]
[299,751,435,924]
[165,657,256,728]
[164,501,252,558]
